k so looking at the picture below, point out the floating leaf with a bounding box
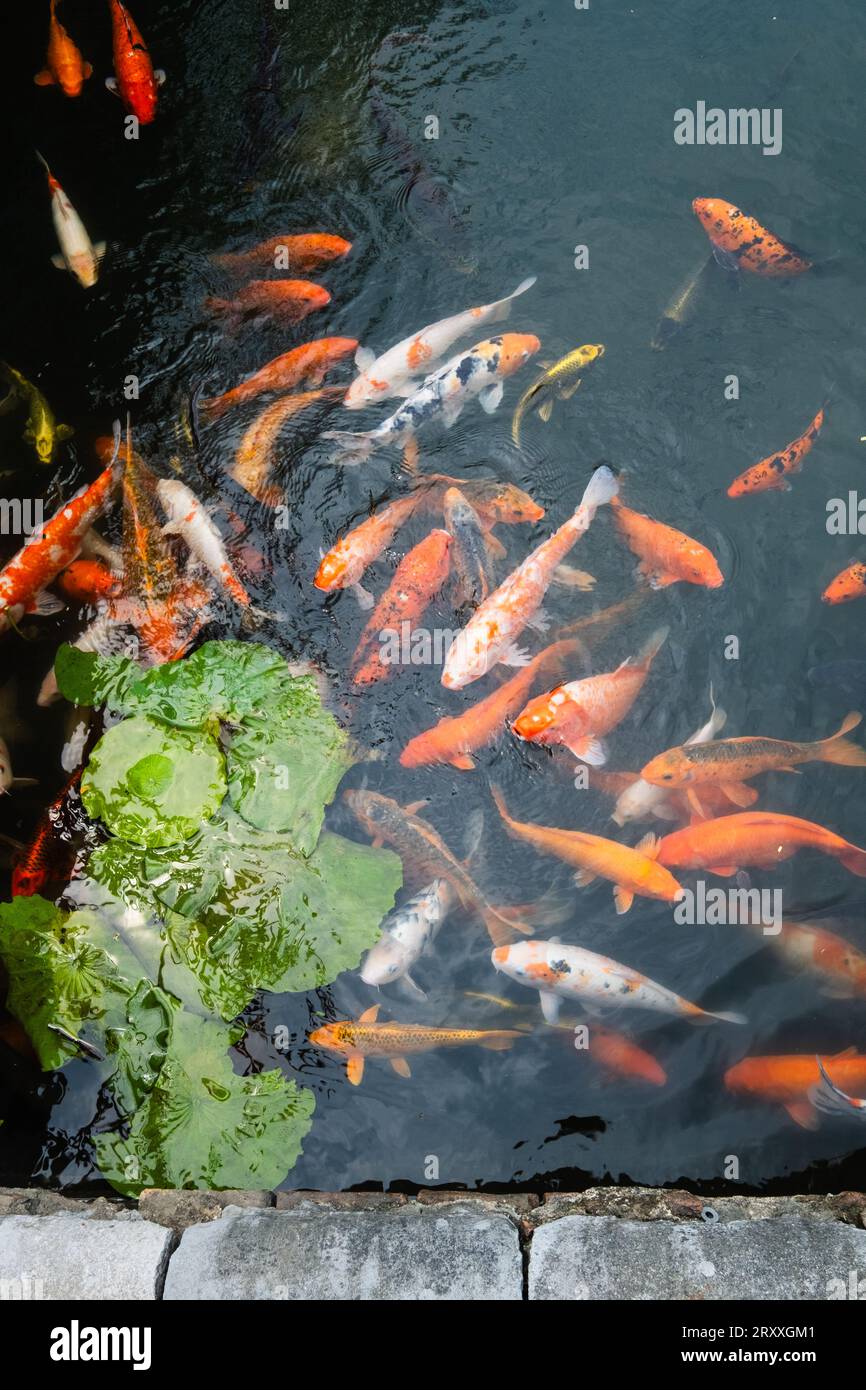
[103,979,175,1116]
[54,644,143,716]
[82,716,227,848]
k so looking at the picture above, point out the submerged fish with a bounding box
[314,493,421,609]
[204,279,331,325]
[34,0,92,97]
[727,407,825,497]
[823,562,866,605]
[350,529,452,686]
[106,0,165,125]
[443,486,499,609]
[213,233,352,277]
[725,1050,866,1129]
[613,687,727,827]
[158,479,252,609]
[812,1056,866,1121]
[656,811,866,878]
[198,338,358,422]
[511,345,605,448]
[0,363,73,466]
[231,386,344,505]
[415,474,545,529]
[692,197,812,276]
[58,558,122,605]
[0,737,37,795]
[37,152,105,288]
[345,277,537,409]
[651,254,713,350]
[11,771,84,897]
[756,917,866,1000]
[611,496,724,589]
[492,938,744,1025]
[360,879,455,997]
[309,1002,520,1085]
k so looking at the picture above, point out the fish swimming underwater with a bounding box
[323,333,540,464]
[361,879,455,998]
[34,0,92,97]
[315,494,421,609]
[198,338,358,421]
[651,254,713,350]
[724,1050,866,1129]
[10,771,85,898]
[345,277,537,409]
[415,475,545,530]
[812,1056,866,1121]
[656,811,866,878]
[58,559,122,605]
[441,467,618,690]
[309,1003,521,1085]
[750,916,866,1000]
[692,197,812,276]
[492,938,744,1025]
[213,233,352,277]
[351,529,452,686]
[205,279,331,325]
[612,687,728,827]
[511,626,669,766]
[37,153,105,288]
[0,363,73,466]
[157,479,252,609]
[106,0,165,125]
[511,345,605,448]
[610,496,724,589]
[443,486,500,609]
[0,737,37,795]
[823,562,866,605]
[231,386,344,505]
[344,788,531,948]
[727,407,825,497]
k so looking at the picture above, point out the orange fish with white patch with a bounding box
[692,197,812,276]
[157,479,252,609]
[724,1050,866,1129]
[491,785,684,915]
[727,407,824,497]
[34,0,92,97]
[351,529,452,686]
[309,1003,521,1085]
[611,496,723,589]
[512,626,668,766]
[758,918,866,1000]
[823,561,866,604]
[198,338,358,422]
[315,494,421,609]
[212,233,352,277]
[656,811,866,879]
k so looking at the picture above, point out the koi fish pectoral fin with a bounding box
[501,643,532,668]
[613,885,634,914]
[34,69,55,87]
[450,753,476,771]
[712,245,741,273]
[539,990,561,1025]
[105,76,120,96]
[389,1056,412,1078]
[537,398,555,423]
[50,254,68,271]
[720,780,760,807]
[155,70,167,86]
[573,869,598,888]
[479,382,504,415]
[784,1099,819,1130]
[566,736,607,766]
[346,1055,365,1085]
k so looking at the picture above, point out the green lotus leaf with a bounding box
[103,979,175,1117]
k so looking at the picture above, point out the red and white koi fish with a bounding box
[157,479,252,609]
[106,0,165,125]
[37,153,105,288]
[441,467,618,689]
[345,277,537,409]
[314,493,421,609]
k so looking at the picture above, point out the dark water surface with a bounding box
[1,0,866,1195]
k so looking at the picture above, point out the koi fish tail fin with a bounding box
[694,1007,747,1026]
[35,150,52,178]
[839,844,866,877]
[321,429,376,468]
[479,1030,522,1051]
[577,464,619,518]
[488,275,537,322]
[815,711,866,766]
[810,1057,866,1119]
[634,625,670,670]
[481,905,528,949]
[489,783,514,831]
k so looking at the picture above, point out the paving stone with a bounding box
[0,1212,174,1300]
[164,1201,522,1300]
[0,1188,130,1220]
[273,1190,408,1212]
[138,1188,272,1230]
[528,1214,866,1300]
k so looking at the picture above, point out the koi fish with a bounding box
[656,811,866,878]
[443,486,498,609]
[0,737,37,795]
[350,529,452,686]
[756,918,866,1000]
[204,279,330,324]
[230,386,344,505]
[58,559,122,605]
[511,345,605,448]
[692,197,812,276]
[415,474,545,529]
[651,254,713,350]
[400,639,581,771]
[323,333,540,465]
[611,496,724,589]
[492,938,744,1025]
[642,712,866,813]
[34,0,92,97]
[37,152,105,288]
[0,431,122,635]
[512,626,669,766]
[345,277,537,409]
[0,363,73,466]
[613,687,728,826]
[492,785,684,915]
[212,233,352,276]
[823,561,866,604]
[11,771,85,897]
[343,788,531,947]
[309,1002,520,1085]
[360,879,454,999]
[157,479,252,609]
[727,407,825,497]
[101,427,179,608]
[812,1056,866,1121]
[198,338,358,422]
[441,467,618,690]
[314,493,421,609]
[106,0,165,125]
[724,1050,866,1129]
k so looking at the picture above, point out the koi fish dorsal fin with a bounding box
[358,1004,380,1024]
[830,1045,858,1060]
[634,831,660,860]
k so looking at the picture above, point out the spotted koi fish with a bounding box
[692,197,812,276]
[309,1002,521,1085]
[823,561,866,604]
[728,408,825,497]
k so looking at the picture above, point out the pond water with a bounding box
[1,0,866,1197]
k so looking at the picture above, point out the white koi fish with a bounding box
[360,879,454,999]
[345,277,537,409]
[157,479,252,609]
[323,333,540,465]
[441,466,618,689]
[0,736,38,795]
[491,938,745,1025]
[37,152,105,288]
[612,687,727,826]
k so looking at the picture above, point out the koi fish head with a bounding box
[314,548,349,591]
[493,333,541,378]
[823,563,866,605]
[512,687,573,743]
[692,197,734,236]
[641,747,695,787]
[683,545,724,588]
[469,481,544,526]
[300,283,332,311]
[308,1021,353,1054]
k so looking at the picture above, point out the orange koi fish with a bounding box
[213,233,352,276]
[415,474,544,529]
[400,639,580,770]
[204,279,330,324]
[198,337,358,422]
[757,918,866,1000]
[106,0,164,125]
[727,407,824,497]
[724,1050,866,1130]
[692,197,812,276]
[657,811,866,878]
[351,529,452,687]
[309,1003,520,1085]
[231,386,344,505]
[588,1025,668,1086]
[35,0,92,97]
[491,786,684,915]
[0,442,122,635]
[823,561,866,604]
[611,496,723,589]
[642,712,866,813]
[314,494,421,609]
[343,788,531,948]
[58,559,122,605]
[11,771,84,897]
[512,626,668,766]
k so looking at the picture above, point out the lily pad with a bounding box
[82,716,227,848]
[103,979,175,1116]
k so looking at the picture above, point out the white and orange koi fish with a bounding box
[157,479,252,610]
[37,152,105,288]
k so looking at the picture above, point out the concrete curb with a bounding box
[1,1187,864,1300]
